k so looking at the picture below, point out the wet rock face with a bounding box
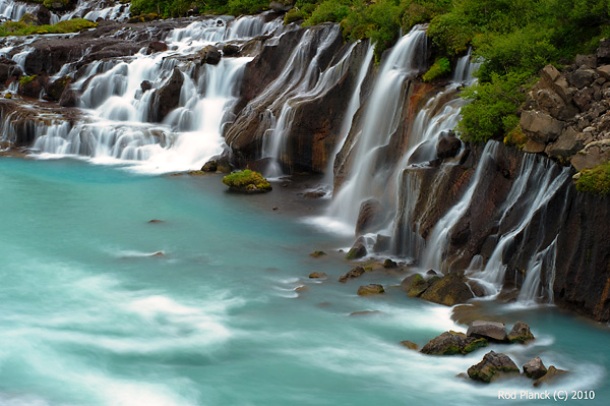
[466,320,507,342]
[150,67,183,123]
[523,357,547,379]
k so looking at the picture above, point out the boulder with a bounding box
[222,169,272,193]
[140,80,152,92]
[598,38,610,63]
[200,45,221,65]
[308,272,327,279]
[345,237,367,260]
[309,250,326,258]
[44,75,71,102]
[523,357,548,379]
[400,273,428,297]
[147,41,168,54]
[33,5,52,25]
[571,139,610,171]
[420,331,488,356]
[467,351,520,383]
[420,272,474,306]
[201,160,218,172]
[357,284,385,296]
[382,258,398,268]
[569,68,598,89]
[151,67,183,122]
[339,266,365,283]
[507,321,535,343]
[520,110,564,143]
[373,234,391,252]
[59,89,78,107]
[436,130,462,159]
[545,126,585,162]
[467,320,508,342]
[355,198,383,235]
[533,366,568,387]
[222,44,240,57]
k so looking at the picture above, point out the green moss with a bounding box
[463,338,488,354]
[19,75,37,86]
[0,18,96,37]
[422,57,451,82]
[222,169,272,193]
[575,161,610,196]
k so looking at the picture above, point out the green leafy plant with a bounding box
[422,57,451,82]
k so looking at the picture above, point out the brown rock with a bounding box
[355,198,383,235]
[533,366,568,387]
[420,331,488,355]
[467,351,520,383]
[401,273,428,297]
[420,272,474,306]
[436,130,462,159]
[520,110,565,143]
[346,237,368,260]
[148,41,168,54]
[467,320,508,342]
[400,340,418,350]
[507,321,535,344]
[200,45,221,65]
[308,272,327,279]
[339,266,365,283]
[357,284,385,296]
[523,357,548,379]
[571,139,610,171]
[151,67,183,122]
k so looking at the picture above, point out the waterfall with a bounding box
[470,155,571,296]
[325,26,428,231]
[421,141,502,270]
[60,0,131,22]
[25,14,276,172]
[0,0,29,22]
[322,42,375,191]
[258,24,343,177]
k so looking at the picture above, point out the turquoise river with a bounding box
[0,157,609,405]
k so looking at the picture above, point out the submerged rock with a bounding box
[467,351,520,383]
[308,272,327,279]
[357,284,385,296]
[420,331,488,356]
[400,340,419,350]
[338,266,365,283]
[533,365,568,387]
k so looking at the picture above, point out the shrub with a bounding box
[422,57,451,82]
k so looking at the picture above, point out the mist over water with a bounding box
[0,158,608,405]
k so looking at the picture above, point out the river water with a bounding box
[0,157,608,405]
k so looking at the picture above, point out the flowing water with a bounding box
[1,157,609,406]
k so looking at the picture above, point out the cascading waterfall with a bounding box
[60,0,131,22]
[29,14,277,172]
[321,42,375,191]
[325,26,427,231]
[468,154,571,296]
[0,0,29,22]
[259,24,343,177]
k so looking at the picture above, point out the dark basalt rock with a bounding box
[420,331,488,356]
[467,351,520,383]
[200,45,221,65]
[436,130,461,159]
[355,198,383,235]
[147,41,168,54]
[150,67,183,122]
[420,272,474,306]
[44,75,72,102]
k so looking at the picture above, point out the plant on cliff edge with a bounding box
[222,169,272,193]
[575,161,610,196]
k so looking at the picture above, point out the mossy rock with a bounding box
[467,351,520,383]
[401,274,429,297]
[575,160,610,196]
[420,272,474,306]
[222,169,272,193]
[421,331,488,356]
[357,284,385,296]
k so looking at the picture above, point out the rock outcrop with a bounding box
[467,351,520,383]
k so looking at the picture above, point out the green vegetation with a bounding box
[575,162,610,196]
[422,57,451,82]
[18,75,37,86]
[222,169,272,192]
[0,18,97,37]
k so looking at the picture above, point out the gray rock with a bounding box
[569,68,599,89]
[520,110,565,143]
[533,366,568,387]
[467,320,508,342]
